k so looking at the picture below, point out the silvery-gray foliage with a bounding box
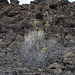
[20,30,60,67]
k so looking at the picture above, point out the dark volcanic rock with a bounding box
[35,0,45,3]
[8,71,17,75]
[0,0,8,3]
[10,0,19,4]
[0,0,9,6]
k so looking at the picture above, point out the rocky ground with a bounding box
[0,0,75,75]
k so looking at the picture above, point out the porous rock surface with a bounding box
[0,0,75,75]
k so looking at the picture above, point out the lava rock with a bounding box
[35,0,45,4]
[10,0,19,4]
[48,63,60,69]
[18,70,24,75]
[54,68,62,75]
[63,52,75,64]
[8,71,17,75]
[63,52,75,70]
[0,0,9,4]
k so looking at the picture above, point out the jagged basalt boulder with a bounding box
[0,0,9,6]
[63,52,75,65]
[10,0,19,4]
[35,0,45,3]
[0,0,8,3]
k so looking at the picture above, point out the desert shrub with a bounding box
[20,30,44,67]
[36,27,42,30]
[20,30,58,67]
[45,11,48,14]
[33,19,39,26]
[44,21,49,27]
[41,47,47,54]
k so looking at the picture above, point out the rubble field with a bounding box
[0,0,75,75]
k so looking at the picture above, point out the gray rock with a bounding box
[8,71,17,75]
[64,71,73,75]
[63,52,75,65]
[10,0,19,4]
[63,52,75,70]
[54,68,62,75]
[18,70,24,75]
[48,63,60,69]
[66,64,75,70]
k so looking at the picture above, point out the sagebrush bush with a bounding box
[20,30,45,67]
[20,30,57,67]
